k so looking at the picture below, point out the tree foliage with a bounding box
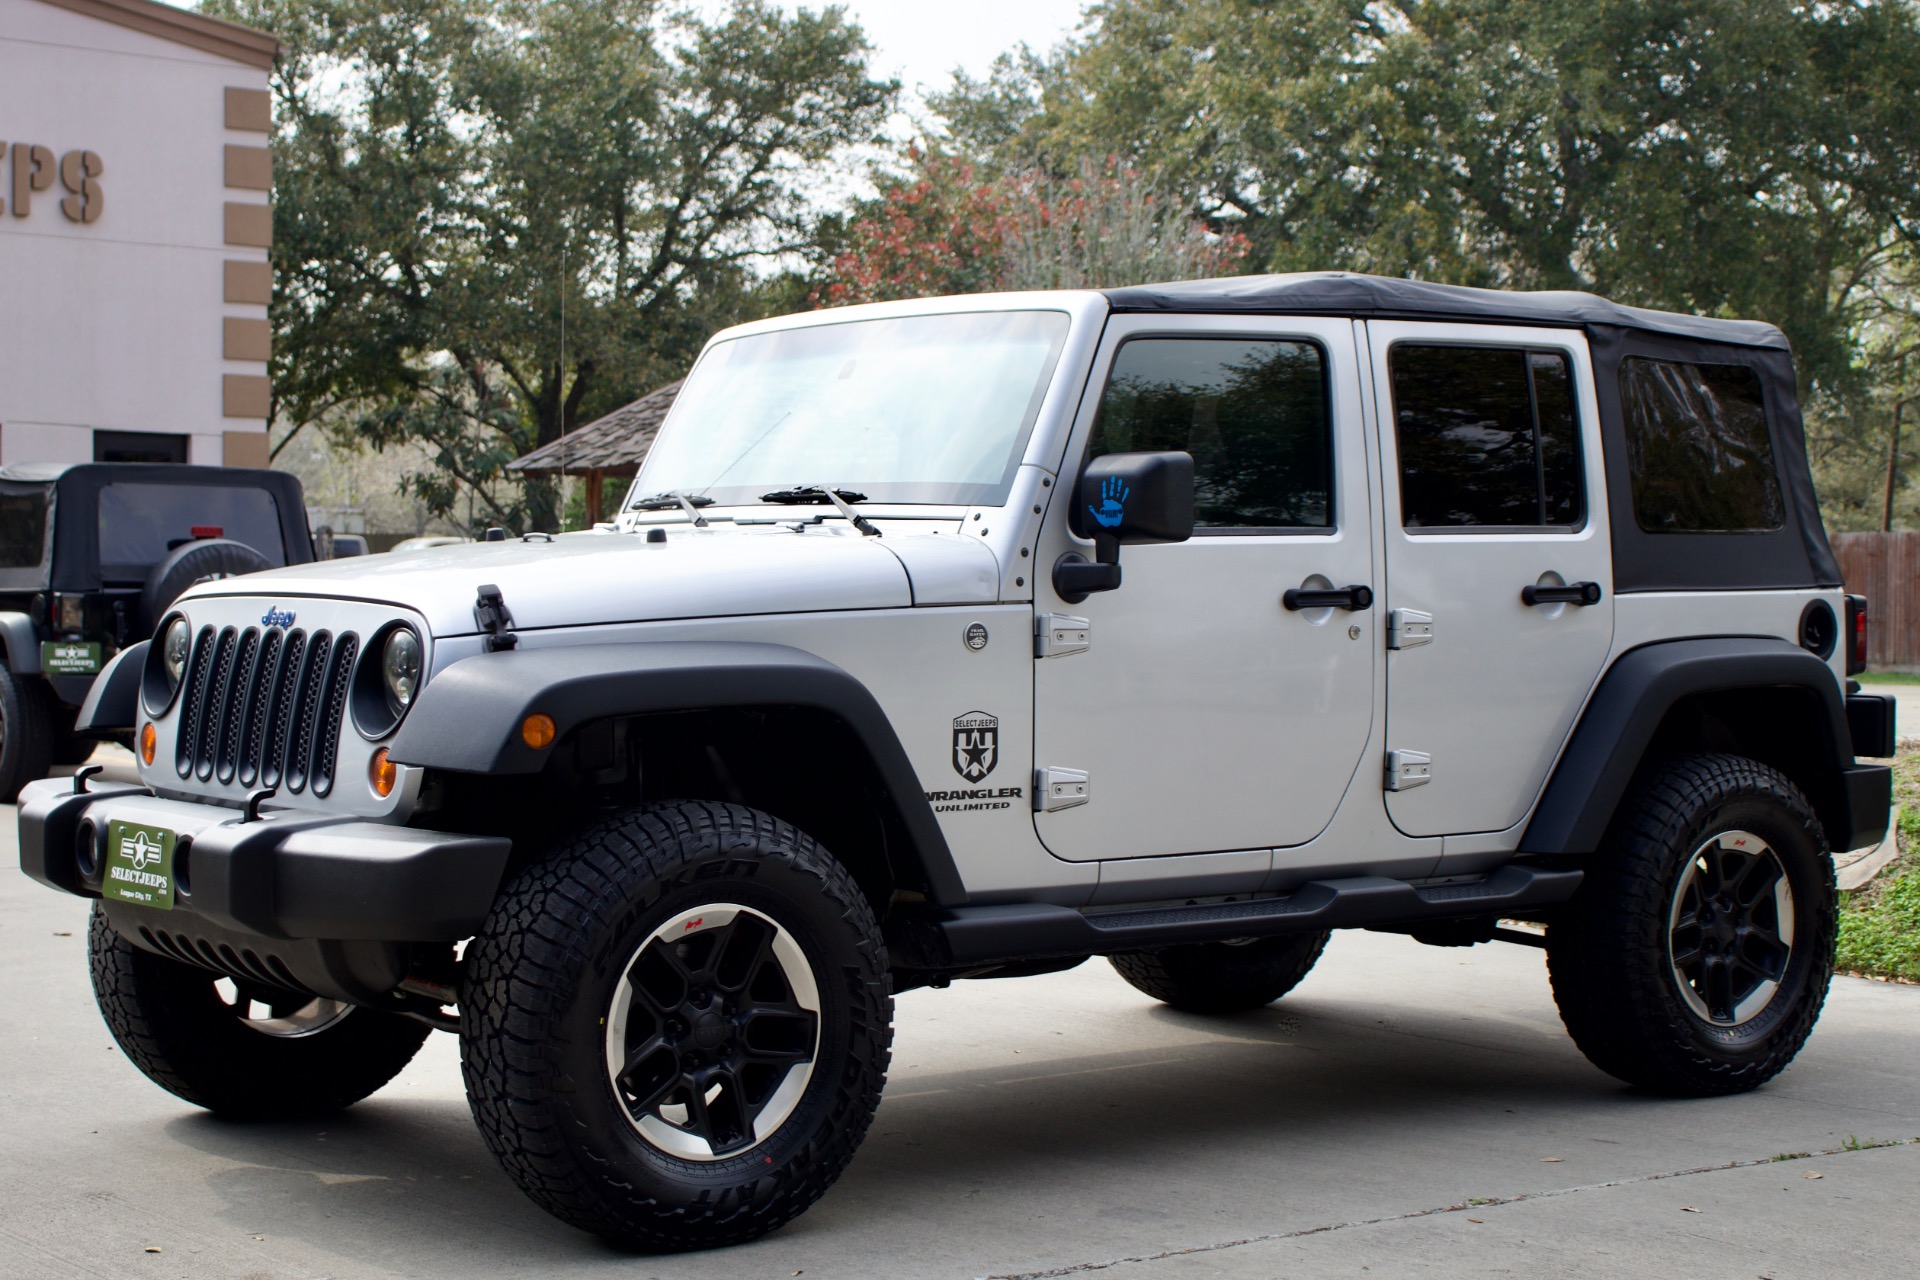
[936,0,1920,406]
[816,148,1250,305]
[206,0,892,531]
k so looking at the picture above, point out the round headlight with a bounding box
[382,628,421,711]
[162,618,191,693]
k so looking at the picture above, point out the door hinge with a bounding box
[1387,608,1433,650]
[1385,749,1432,791]
[1035,766,1091,812]
[1035,614,1091,658]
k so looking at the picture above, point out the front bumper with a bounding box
[18,778,511,943]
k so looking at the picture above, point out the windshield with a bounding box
[630,310,1071,509]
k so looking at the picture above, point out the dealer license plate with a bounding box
[102,821,177,910]
[40,640,101,675]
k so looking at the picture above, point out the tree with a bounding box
[935,0,1920,403]
[816,147,1249,305]
[207,0,893,531]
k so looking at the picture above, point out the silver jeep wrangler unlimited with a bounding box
[19,275,1895,1251]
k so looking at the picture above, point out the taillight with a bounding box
[1844,594,1869,675]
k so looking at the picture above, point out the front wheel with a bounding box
[461,801,892,1251]
[1547,754,1836,1096]
[88,908,430,1118]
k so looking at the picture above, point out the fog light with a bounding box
[369,747,396,798]
[521,713,556,750]
[139,722,156,766]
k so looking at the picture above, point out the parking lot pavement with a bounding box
[5,823,1918,1280]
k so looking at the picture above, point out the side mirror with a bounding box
[1054,451,1195,603]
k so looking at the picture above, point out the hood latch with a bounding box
[474,583,518,652]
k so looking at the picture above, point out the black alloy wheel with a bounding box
[606,903,821,1160]
[1666,831,1796,1028]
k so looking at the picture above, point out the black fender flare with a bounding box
[1520,636,1877,856]
[388,641,968,905]
[75,640,145,733]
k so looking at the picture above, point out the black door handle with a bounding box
[1283,584,1374,612]
[1522,581,1603,607]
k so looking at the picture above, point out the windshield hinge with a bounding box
[474,583,517,652]
[1034,614,1091,658]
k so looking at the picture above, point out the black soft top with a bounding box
[0,464,313,593]
[1104,272,1836,593]
[1102,273,1789,350]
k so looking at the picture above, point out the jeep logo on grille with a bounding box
[261,607,297,628]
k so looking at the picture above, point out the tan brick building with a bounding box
[0,0,276,468]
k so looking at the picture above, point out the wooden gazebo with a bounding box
[507,379,683,524]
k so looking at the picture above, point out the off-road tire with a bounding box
[88,906,430,1118]
[1546,754,1836,1097]
[461,801,892,1252]
[0,659,54,802]
[1110,930,1331,1013]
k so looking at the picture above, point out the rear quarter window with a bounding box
[1621,358,1783,532]
[0,492,49,569]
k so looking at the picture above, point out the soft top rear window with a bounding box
[96,484,287,580]
[1621,358,1782,533]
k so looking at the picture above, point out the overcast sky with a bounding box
[821,0,1091,97]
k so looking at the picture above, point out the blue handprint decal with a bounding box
[1088,476,1130,529]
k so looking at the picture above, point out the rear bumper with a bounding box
[17,777,511,942]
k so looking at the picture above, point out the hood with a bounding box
[179,522,999,636]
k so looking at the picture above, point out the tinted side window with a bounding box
[1390,345,1582,528]
[0,492,49,569]
[96,484,287,580]
[1621,358,1782,532]
[1088,338,1331,528]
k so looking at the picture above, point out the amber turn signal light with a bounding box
[369,747,396,798]
[521,713,556,750]
[139,722,156,766]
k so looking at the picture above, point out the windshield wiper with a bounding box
[629,490,713,527]
[759,486,881,537]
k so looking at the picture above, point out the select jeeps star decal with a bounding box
[952,711,998,782]
[261,606,297,628]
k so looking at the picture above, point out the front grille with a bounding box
[175,625,357,796]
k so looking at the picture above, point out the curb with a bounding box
[1838,805,1902,893]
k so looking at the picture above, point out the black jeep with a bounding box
[0,463,311,798]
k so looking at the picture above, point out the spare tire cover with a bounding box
[141,539,274,636]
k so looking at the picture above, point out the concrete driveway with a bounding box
[4,813,1917,1280]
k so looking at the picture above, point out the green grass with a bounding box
[1835,749,1920,982]
[1855,670,1920,685]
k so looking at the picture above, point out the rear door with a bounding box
[1366,323,1614,838]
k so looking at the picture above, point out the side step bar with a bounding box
[899,864,1583,969]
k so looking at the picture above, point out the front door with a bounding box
[1366,322,1615,838]
[1032,315,1376,861]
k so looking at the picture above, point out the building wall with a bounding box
[0,0,272,469]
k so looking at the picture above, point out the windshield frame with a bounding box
[626,302,1086,516]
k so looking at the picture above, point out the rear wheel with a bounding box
[0,660,53,802]
[461,801,892,1251]
[88,907,430,1118]
[1547,754,1836,1096]
[1110,930,1330,1013]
